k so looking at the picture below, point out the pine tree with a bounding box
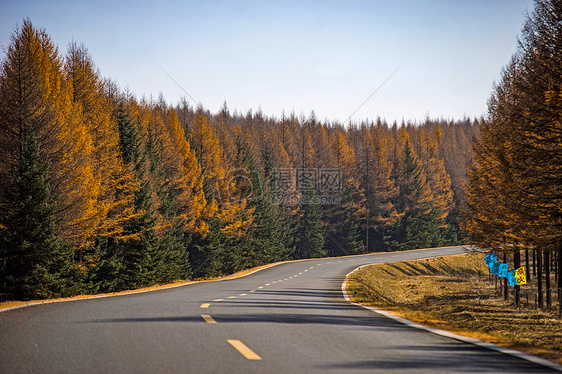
[160,106,208,236]
[65,41,136,253]
[341,181,365,255]
[189,217,223,278]
[98,105,155,289]
[416,127,454,225]
[0,19,96,297]
[294,184,326,259]
[1,132,72,300]
[121,176,160,288]
[464,1,562,312]
[356,125,397,251]
[238,138,290,266]
[388,139,442,251]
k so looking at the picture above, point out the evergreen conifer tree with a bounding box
[294,184,326,259]
[387,140,442,251]
[341,181,366,255]
[236,138,290,266]
[1,133,72,300]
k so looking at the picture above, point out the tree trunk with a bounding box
[533,249,537,277]
[558,245,562,316]
[545,249,551,310]
[525,248,531,282]
[503,252,508,301]
[514,249,520,308]
[365,149,370,253]
[537,249,543,310]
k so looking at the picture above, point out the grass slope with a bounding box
[346,252,562,365]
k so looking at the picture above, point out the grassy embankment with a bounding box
[346,252,562,365]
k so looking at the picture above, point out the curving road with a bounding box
[1,246,559,373]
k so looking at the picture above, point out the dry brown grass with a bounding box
[347,252,562,365]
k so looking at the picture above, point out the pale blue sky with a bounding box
[1,0,534,124]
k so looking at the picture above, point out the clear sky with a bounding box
[1,0,534,124]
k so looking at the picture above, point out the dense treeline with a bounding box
[0,19,476,301]
[464,0,562,312]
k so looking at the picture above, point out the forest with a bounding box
[464,0,562,312]
[0,18,475,301]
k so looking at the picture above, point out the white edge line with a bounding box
[341,264,562,372]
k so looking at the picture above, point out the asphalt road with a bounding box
[1,246,559,373]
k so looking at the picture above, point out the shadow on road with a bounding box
[77,286,408,331]
[81,312,411,332]
[316,342,559,373]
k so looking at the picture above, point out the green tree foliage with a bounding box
[0,133,73,300]
[237,138,292,266]
[294,185,326,259]
[386,140,443,251]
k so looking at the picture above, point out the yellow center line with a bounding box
[298,272,302,275]
[309,266,314,269]
[249,290,256,292]
[304,270,308,272]
[265,283,271,286]
[239,293,247,296]
[283,278,288,281]
[317,264,321,266]
[200,303,211,308]
[201,315,217,324]
[213,299,224,302]
[227,296,237,299]
[227,339,262,360]
[272,281,277,284]
[258,286,264,289]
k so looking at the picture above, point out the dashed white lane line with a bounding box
[227,339,262,360]
[201,315,217,324]
[200,303,211,308]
